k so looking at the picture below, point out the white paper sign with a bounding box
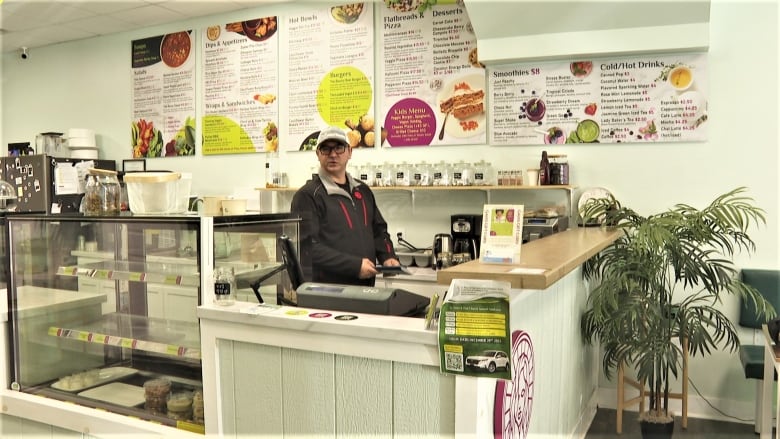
[479,204,524,264]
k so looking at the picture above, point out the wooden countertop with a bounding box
[436,227,622,290]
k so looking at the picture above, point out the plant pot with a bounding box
[640,418,674,439]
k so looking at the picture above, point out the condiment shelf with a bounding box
[47,313,201,360]
[57,260,201,287]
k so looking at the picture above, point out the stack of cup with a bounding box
[66,128,98,159]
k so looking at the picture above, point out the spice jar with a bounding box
[549,154,569,185]
[83,169,121,215]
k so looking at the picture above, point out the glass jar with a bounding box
[214,265,236,306]
[415,161,432,187]
[473,161,487,186]
[265,151,286,188]
[84,169,120,215]
[381,162,395,187]
[454,160,474,186]
[373,163,385,187]
[358,162,374,186]
[549,154,569,185]
[395,161,411,187]
[433,161,453,186]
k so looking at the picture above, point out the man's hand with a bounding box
[382,258,401,267]
[359,258,378,279]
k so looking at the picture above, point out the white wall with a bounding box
[1,0,778,422]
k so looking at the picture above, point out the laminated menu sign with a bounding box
[378,1,487,147]
[131,31,197,158]
[438,279,511,380]
[281,3,375,151]
[489,53,708,145]
[479,204,524,265]
[201,17,280,155]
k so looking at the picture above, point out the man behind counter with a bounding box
[291,126,400,287]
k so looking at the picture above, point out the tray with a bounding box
[78,382,145,407]
[51,366,138,392]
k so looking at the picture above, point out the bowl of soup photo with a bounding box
[668,65,693,91]
[160,31,191,68]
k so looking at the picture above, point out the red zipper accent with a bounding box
[360,197,368,226]
[339,201,353,229]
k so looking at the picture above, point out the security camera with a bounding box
[20,47,29,60]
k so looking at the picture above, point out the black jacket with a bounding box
[291,171,397,286]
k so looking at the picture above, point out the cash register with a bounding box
[271,235,430,317]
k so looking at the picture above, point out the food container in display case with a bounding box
[3,212,301,434]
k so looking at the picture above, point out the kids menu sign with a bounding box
[489,53,708,146]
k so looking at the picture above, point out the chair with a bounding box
[738,269,780,434]
[616,338,688,433]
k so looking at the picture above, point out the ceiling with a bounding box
[0,0,281,54]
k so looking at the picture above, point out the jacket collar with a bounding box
[318,169,363,197]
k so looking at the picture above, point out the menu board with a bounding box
[281,3,375,152]
[201,17,280,155]
[490,53,708,145]
[131,31,196,158]
[379,1,486,147]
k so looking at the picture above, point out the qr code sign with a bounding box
[445,352,464,372]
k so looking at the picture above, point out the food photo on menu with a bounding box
[131,30,196,158]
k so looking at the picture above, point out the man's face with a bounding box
[317,141,351,178]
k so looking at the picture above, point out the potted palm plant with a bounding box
[579,187,772,438]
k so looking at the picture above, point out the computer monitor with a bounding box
[278,234,305,291]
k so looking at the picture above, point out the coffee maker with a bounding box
[451,214,482,264]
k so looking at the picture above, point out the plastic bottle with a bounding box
[539,150,550,185]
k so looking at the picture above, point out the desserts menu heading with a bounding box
[489,53,708,145]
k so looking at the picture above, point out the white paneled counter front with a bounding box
[197,301,454,437]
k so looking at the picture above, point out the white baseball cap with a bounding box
[316,126,349,149]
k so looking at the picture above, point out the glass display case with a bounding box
[5,213,299,433]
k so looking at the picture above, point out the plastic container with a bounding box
[143,378,171,413]
[166,391,193,421]
[124,172,183,214]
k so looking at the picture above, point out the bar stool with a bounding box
[616,338,688,433]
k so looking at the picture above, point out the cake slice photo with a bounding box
[437,73,487,139]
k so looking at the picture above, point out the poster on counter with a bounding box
[280,3,375,152]
[131,31,196,158]
[479,204,524,265]
[201,17,280,155]
[378,0,486,147]
[490,53,708,145]
[439,279,511,380]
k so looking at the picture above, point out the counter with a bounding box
[437,227,622,289]
[198,226,621,438]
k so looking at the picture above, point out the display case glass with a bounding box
[5,213,299,433]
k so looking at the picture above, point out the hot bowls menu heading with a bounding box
[489,53,708,145]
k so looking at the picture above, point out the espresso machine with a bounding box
[451,213,482,264]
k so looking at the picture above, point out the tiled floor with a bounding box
[586,408,761,438]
